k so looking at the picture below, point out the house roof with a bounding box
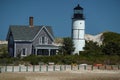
[7,25,54,41]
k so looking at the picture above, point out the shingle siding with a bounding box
[15,42,32,57]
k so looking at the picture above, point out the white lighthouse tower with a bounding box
[72,4,85,55]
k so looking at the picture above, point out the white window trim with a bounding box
[39,37,42,44]
[45,37,48,44]
[39,36,48,45]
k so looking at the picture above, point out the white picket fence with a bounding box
[0,65,120,73]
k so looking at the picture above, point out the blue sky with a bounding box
[0,0,120,40]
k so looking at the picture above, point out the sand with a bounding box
[0,70,120,80]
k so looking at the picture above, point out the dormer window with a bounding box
[39,36,48,44]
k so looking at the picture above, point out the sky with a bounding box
[0,0,120,40]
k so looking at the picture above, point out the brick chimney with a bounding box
[29,16,33,27]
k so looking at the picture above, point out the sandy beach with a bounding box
[0,70,120,80]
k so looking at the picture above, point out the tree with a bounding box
[102,42,120,55]
[83,41,103,55]
[59,37,75,55]
[102,32,120,55]
[0,44,9,58]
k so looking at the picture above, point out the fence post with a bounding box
[46,65,48,72]
[84,65,86,70]
[105,65,106,70]
[12,65,14,72]
[39,65,41,72]
[91,65,93,70]
[60,65,62,71]
[26,65,28,72]
[78,65,79,70]
[64,65,66,70]
[118,65,120,70]
[111,65,113,70]
[5,65,7,72]
[19,65,21,72]
[53,65,55,71]
[33,65,35,72]
[71,65,73,70]
[98,66,100,70]
[0,67,1,73]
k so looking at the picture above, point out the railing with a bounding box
[0,65,120,73]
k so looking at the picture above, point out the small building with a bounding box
[6,17,59,57]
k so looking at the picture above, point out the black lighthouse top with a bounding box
[72,4,84,20]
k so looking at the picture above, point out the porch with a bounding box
[34,45,59,56]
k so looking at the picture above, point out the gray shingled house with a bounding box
[6,17,59,57]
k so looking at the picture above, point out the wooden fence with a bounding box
[0,65,120,73]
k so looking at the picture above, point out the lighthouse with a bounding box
[72,4,85,55]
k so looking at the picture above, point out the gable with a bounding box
[33,26,54,42]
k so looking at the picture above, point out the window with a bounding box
[42,37,45,44]
[22,48,27,56]
[74,10,83,14]
[45,37,48,44]
[39,36,48,44]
